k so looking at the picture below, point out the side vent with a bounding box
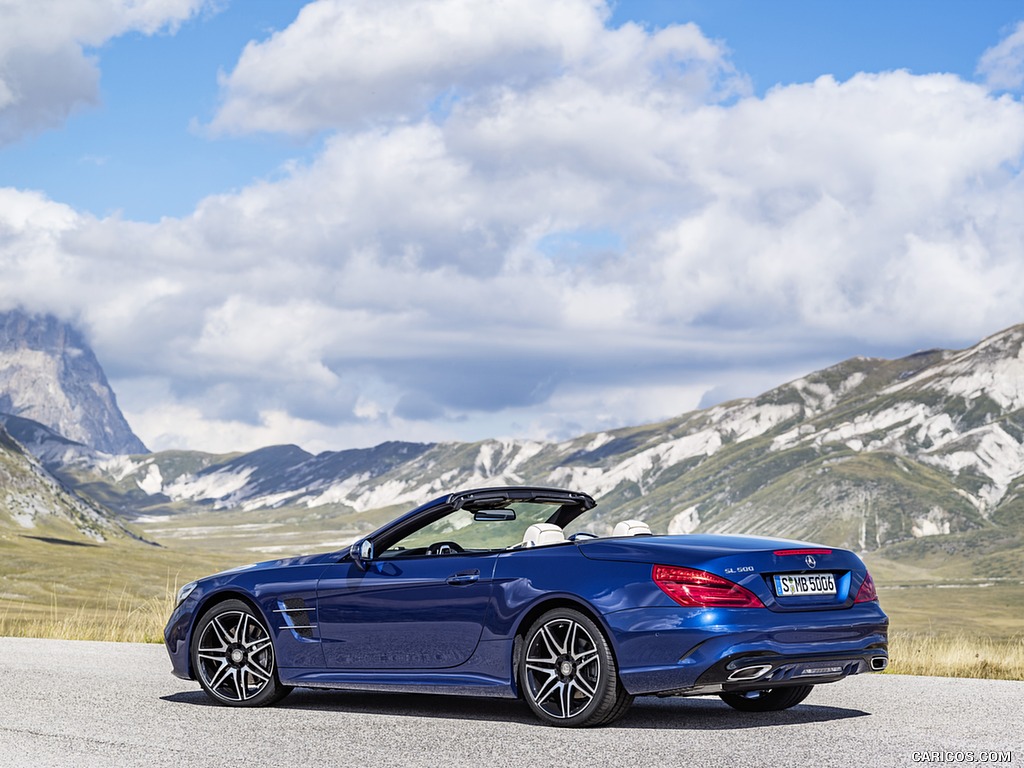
[274,597,317,639]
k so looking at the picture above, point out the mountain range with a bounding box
[1,312,1023,576]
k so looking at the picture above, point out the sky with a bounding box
[2,0,1024,454]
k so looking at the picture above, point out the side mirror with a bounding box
[350,538,374,570]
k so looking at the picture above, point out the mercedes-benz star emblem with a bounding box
[805,555,817,569]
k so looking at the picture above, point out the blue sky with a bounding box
[2,1,1024,453]
[5,1,1021,221]
[2,1,310,221]
[614,1,1023,90]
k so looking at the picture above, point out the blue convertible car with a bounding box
[165,486,888,726]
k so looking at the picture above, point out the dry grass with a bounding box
[886,631,1024,681]
[0,533,239,643]
[0,585,176,644]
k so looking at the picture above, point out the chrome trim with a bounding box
[279,625,317,630]
[726,663,773,681]
[273,607,316,613]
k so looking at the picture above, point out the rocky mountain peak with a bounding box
[0,309,147,455]
[0,421,141,542]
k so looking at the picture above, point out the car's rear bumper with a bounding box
[604,603,889,696]
[691,649,886,693]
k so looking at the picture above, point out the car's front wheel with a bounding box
[719,685,813,712]
[191,599,292,707]
[520,607,633,727]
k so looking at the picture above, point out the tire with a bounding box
[191,599,292,707]
[519,608,633,727]
[719,685,814,712]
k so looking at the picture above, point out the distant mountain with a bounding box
[0,309,147,455]
[0,413,99,468]
[0,422,142,543]
[14,322,1024,564]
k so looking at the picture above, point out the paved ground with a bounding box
[0,637,1019,768]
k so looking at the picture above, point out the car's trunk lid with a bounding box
[578,534,865,611]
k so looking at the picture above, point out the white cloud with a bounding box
[210,0,746,135]
[5,3,1024,453]
[978,21,1024,92]
[123,401,362,455]
[638,72,1024,340]
[0,0,211,145]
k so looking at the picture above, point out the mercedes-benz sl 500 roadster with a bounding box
[165,486,888,727]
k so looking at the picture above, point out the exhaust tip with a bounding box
[870,657,888,671]
[727,663,773,681]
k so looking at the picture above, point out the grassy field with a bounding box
[0,532,238,642]
[864,550,1024,678]
[887,632,1024,680]
[0,590,175,643]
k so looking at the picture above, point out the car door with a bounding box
[316,552,498,669]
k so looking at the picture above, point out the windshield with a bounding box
[380,501,595,557]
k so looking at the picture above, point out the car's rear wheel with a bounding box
[719,685,813,712]
[191,599,292,707]
[520,607,633,727]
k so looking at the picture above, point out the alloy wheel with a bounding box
[524,616,602,719]
[196,609,275,703]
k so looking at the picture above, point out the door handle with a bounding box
[446,570,480,586]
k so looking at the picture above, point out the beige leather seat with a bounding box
[519,523,566,548]
[612,519,652,537]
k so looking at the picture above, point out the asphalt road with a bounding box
[0,637,1019,768]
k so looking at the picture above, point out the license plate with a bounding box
[773,572,836,597]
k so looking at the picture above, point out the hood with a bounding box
[205,550,339,579]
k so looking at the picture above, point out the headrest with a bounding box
[520,523,566,548]
[612,519,652,537]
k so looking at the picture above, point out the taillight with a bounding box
[652,565,764,608]
[854,571,878,603]
[773,548,832,556]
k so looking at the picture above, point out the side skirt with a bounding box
[277,669,517,699]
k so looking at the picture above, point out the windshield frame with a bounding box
[350,486,595,558]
